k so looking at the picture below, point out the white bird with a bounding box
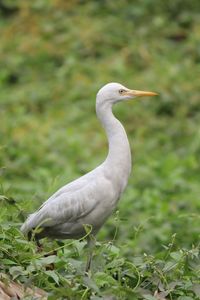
[21,82,157,270]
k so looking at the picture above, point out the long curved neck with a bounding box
[96,100,132,181]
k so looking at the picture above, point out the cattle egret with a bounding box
[21,82,157,271]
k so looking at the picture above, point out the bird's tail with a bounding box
[20,213,37,235]
[21,211,52,237]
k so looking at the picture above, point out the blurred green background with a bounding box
[0,0,200,298]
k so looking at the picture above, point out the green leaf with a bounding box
[178,297,194,300]
[45,270,59,285]
[2,259,17,265]
[143,295,157,300]
[94,272,116,287]
[9,266,25,279]
[170,251,183,261]
[192,284,200,297]
[106,258,125,269]
[73,240,87,256]
[163,261,177,272]
[83,276,99,293]
[107,244,120,256]
[38,255,57,266]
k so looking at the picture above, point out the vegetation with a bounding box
[0,0,200,299]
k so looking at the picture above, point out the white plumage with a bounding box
[21,83,157,269]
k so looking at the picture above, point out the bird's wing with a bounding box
[38,167,101,209]
[38,176,88,210]
[21,173,111,234]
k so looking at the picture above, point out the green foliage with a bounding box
[0,0,200,299]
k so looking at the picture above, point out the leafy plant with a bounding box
[0,0,200,298]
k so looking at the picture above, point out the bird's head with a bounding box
[97,82,158,105]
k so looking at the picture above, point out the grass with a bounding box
[0,0,200,299]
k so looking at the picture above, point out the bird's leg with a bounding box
[36,238,43,253]
[28,230,43,252]
[85,235,96,273]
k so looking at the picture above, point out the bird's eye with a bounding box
[119,89,126,95]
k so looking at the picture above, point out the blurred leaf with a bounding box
[94,272,116,287]
[45,270,59,285]
[38,255,57,266]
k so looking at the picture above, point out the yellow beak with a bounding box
[126,89,158,97]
